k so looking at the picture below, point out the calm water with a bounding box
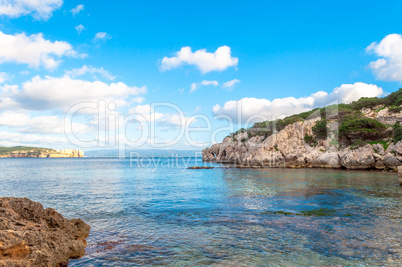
[0,157,401,266]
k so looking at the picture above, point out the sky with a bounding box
[0,0,402,151]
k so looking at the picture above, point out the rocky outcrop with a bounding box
[0,197,90,267]
[0,149,84,158]
[203,107,402,171]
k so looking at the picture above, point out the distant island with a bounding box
[203,88,402,171]
[0,146,84,158]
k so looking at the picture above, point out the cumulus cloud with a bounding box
[129,104,164,122]
[0,31,85,69]
[0,111,90,134]
[190,80,218,93]
[70,4,83,16]
[75,24,85,34]
[160,46,238,74]
[66,65,116,81]
[0,75,146,111]
[0,111,29,126]
[159,113,196,128]
[367,33,402,82]
[0,131,67,146]
[0,84,19,110]
[128,104,196,128]
[222,79,240,90]
[0,72,8,83]
[93,32,111,41]
[212,82,383,124]
[0,0,63,20]
[20,115,90,134]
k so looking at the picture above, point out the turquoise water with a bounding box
[0,157,401,266]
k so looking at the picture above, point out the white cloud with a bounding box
[159,113,196,128]
[222,79,240,90]
[160,46,238,74]
[0,111,29,126]
[0,131,67,146]
[0,84,19,110]
[212,82,383,124]
[128,104,196,128]
[20,115,90,134]
[190,80,218,93]
[0,0,63,20]
[75,24,85,34]
[94,32,111,41]
[367,33,402,82]
[20,70,30,75]
[0,31,85,69]
[0,72,8,83]
[0,111,90,134]
[70,4,83,16]
[129,104,164,122]
[1,75,146,111]
[66,65,116,81]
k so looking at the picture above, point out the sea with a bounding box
[0,157,401,266]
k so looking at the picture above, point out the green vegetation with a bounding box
[339,115,389,141]
[312,119,328,139]
[393,123,402,144]
[228,88,402,145]
[304,134,318,147]
[368,140,390,151]
[241,138,248,142]
[349,97,382,110]
[350,139,368,150]
[275,115,305,131]
[0,146,55,156]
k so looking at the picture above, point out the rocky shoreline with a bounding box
[202,107,402,171]
[0,149,84,158]
[0,197,90,267]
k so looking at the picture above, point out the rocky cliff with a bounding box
[0,147,84,158]
[0,197,90,267]
[203,106,402,171]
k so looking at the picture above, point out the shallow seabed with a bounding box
[0,157,401,266]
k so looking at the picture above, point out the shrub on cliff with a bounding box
[350,97,382,110]
[276,115,304,131]
[304,134,318,146]
[393,123,402,143]
[312,119,328,139]
[339,116,390,141]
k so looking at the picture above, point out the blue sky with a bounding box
[0,0,402,150]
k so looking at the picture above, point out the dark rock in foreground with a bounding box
[0,197,90,267]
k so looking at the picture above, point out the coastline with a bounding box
[202,106,402,172]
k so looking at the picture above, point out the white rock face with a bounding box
[202,107,402,170]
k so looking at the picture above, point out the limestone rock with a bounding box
[0,197,90,267]
[339,145,375,169]
[202,110,402,171]
[382,153,402,170]
[312,152,341,168]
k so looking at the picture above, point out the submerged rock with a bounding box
[0,197,90,267]
[187,166,214,169]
